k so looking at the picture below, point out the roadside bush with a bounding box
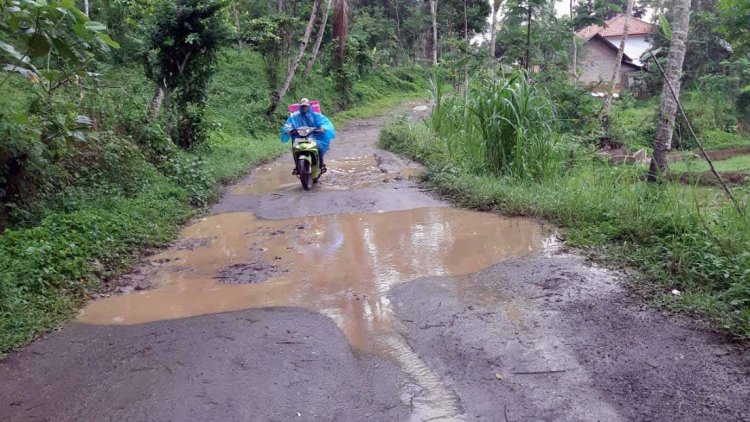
[158,153,215,206]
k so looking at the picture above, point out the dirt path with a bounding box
[1,107,749,421]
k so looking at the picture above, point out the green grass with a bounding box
[671,154,750,174]
[0,49,427,354]
[381,116,750,339]
[700,130,750,151]
[609,99,750,153]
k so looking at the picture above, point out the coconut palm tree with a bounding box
[649,0,692,180]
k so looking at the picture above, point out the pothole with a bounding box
[79,207,543,422]
[173,237,212,251]
[215,260,281,285]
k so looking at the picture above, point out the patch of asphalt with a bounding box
[212,183,444,219]
[389,253,750,421]
[0,307,408,422]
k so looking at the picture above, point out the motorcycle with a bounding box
[289,126,324,190]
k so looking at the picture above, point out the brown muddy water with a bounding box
[79,208,543,349]
[79,207,544,420]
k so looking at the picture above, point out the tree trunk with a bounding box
[148,80,168,119]
[394,0,403,62]
[570,0,577,83]
[232,5,243,47]
[304,0,333,77]
[268,0,320,116]
[489,0,501,59]
[649,0,692,181]
[463,0,469,94]
[430,0,438,66]
[332,0,349,66]
[84,0,89,17]
[525,1,532,71]
[602,0,633,129]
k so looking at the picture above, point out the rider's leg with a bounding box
[319,150,327,173]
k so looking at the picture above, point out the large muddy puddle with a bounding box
[231,154,422,195]
[80,208,542,345]
[79,207,543,420]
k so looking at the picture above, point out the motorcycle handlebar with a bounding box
[290,128,324,136]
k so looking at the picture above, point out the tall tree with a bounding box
[718,0,750,56]
[501,0,546,70]
[602,0,633,128]
[232,4,243,47]
[430,0,438,66]
[267,0,321,116]
[489,0,501,58]
[649,0,691,180]
[570,0,577,81]
[304,0,333,76]
[145,0,230,147]
[333,0,349,65]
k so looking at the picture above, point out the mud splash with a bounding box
[231,154,422,195]
[79,207,543,419]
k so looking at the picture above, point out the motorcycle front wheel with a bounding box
[298,158,312,191]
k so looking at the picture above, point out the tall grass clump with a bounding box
[469,72,557,179]
[426,71,559,181]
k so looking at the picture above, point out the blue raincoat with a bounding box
[280,109,336,155]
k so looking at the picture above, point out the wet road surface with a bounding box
[2,107,750,421]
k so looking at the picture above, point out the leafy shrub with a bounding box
[144,0,232,148]
[610,106,657,150]
[468,72,558,179]
[158,152,215,206]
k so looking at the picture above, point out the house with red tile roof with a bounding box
[575,14,655,90]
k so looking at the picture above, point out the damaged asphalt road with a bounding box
[1,106,749,421]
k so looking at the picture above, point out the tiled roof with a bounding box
[576,14,655,39]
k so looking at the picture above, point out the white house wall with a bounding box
[579,39,638,90]
[603,35,651,65]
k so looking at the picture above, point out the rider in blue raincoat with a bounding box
[281,98,336,173]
